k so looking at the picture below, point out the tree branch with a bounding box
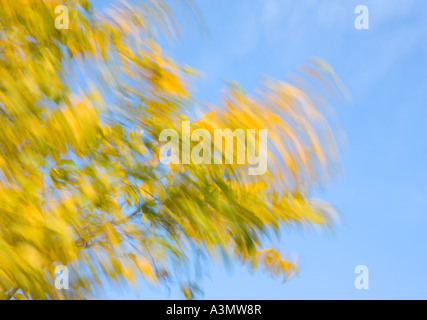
[6,288,18,300]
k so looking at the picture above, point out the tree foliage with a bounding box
[0,0,346,299]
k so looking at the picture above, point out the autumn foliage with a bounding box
[0,0,346,299]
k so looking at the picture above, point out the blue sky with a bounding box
[101,0,427,299]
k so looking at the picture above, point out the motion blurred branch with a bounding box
[0,0,346,299]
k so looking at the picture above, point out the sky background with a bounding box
[96,0,427,299]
